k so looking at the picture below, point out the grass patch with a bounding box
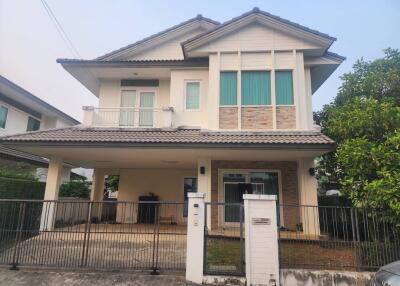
[205,237,243,272]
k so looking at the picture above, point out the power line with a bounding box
[40,0,82,58]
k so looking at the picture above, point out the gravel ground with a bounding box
[0,268,196,286]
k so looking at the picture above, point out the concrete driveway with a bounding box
[0,268,196,286]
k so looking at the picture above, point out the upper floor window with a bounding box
[185,81,200,110]
[0,106,8,129]
[275,71,293,105]
[27,116,40,131]
[220,72,237,106]
[241,71,271,105]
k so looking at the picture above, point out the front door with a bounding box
[222,171,280,223]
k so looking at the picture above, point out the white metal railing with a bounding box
[82,106,174,128]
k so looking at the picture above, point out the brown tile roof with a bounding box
[0,127,335,148]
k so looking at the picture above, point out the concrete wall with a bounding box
[280,269,374,286]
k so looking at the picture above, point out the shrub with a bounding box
[0,177,45,199]
[59,179,90,198]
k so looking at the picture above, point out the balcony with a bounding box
[82,106,174,128]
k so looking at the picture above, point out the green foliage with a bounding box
[336,48,400,106]
[0,165,38,181]
[316,48,400,222]
[0,177,45,199]
[59,179,90,198]
[105,175,119,192]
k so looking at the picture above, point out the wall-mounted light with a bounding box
[199,166,205,175]
[308,168,316,176]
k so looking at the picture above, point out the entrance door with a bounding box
[222,171,280,223]
[139,92,155,127]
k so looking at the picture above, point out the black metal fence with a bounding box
[0,199,187,272]
[278,204,400,271]
[203,202,245,276]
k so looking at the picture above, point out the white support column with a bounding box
[91,169,106,221]
[298,158,320,236]
[197,158,212,228]
[186,192,205,284]
[40,157,64,231]
[244,194,279,286]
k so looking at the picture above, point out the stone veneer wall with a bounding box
[219,107,238,129]
[210,160,300,230]
[241,106,273,129]
[276,106,296,129]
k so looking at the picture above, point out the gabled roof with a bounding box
[0,126,335,149]
[0,75,80,124]
[182,7,337,56]
[96,14,219,61]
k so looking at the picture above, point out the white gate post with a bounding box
[244,194,279,286]
[186,192,205,284]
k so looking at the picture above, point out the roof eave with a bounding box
[1,140,336,151]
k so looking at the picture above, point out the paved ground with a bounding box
[0,223,187,270]
[0,268,196,286]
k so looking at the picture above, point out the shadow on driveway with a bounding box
[0,268,197,286]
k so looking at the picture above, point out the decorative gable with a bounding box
[191,22,322,54]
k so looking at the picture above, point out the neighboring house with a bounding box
[0,75,81,182]
[0,8,344,229]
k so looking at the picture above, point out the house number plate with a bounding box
[252,218,271,225]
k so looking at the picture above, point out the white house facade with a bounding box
[0,8,344,231]
[0,75,80,181]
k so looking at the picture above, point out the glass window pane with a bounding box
[27,117,40,131]
[241,71,271,105]
[275,71,293,105]
[183,177,197,217]
[220,72,237,105]
[250,172,279,200]
[186,82,200,110]
[139,92,154,126]
[120,91,136,126]
[0,106,8,128]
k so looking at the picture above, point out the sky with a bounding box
[0,0,399,122]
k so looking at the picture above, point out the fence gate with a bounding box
[0,200,187,272]
[203,202,245,276]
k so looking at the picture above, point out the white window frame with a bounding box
[26,115,41,131]
[119,87,158,127]
[184,80,201,111]
[0,105,8,129]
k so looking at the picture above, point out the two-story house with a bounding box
[0,75,81,182]
[0,9,344,231]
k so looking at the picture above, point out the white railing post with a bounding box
[244,194,280,286]
[161,107,174,128]
[82,106,94,126]
[186,192,205,284]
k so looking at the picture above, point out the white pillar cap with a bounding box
[188,192,206,199]
[243,194,277,201]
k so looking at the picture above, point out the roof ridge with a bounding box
[182,7,336,50]
[95,15,219,61]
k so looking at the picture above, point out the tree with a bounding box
[59,179,90,198]
[316,48,400,220]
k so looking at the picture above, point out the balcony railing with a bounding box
[82,106,174,128]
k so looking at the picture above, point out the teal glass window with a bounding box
[0,106,8,129]
[220,72,237,105]
[275,71,294,105]
[241,71,271,105]
[27,116,40,131]
[185,82,200,110]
